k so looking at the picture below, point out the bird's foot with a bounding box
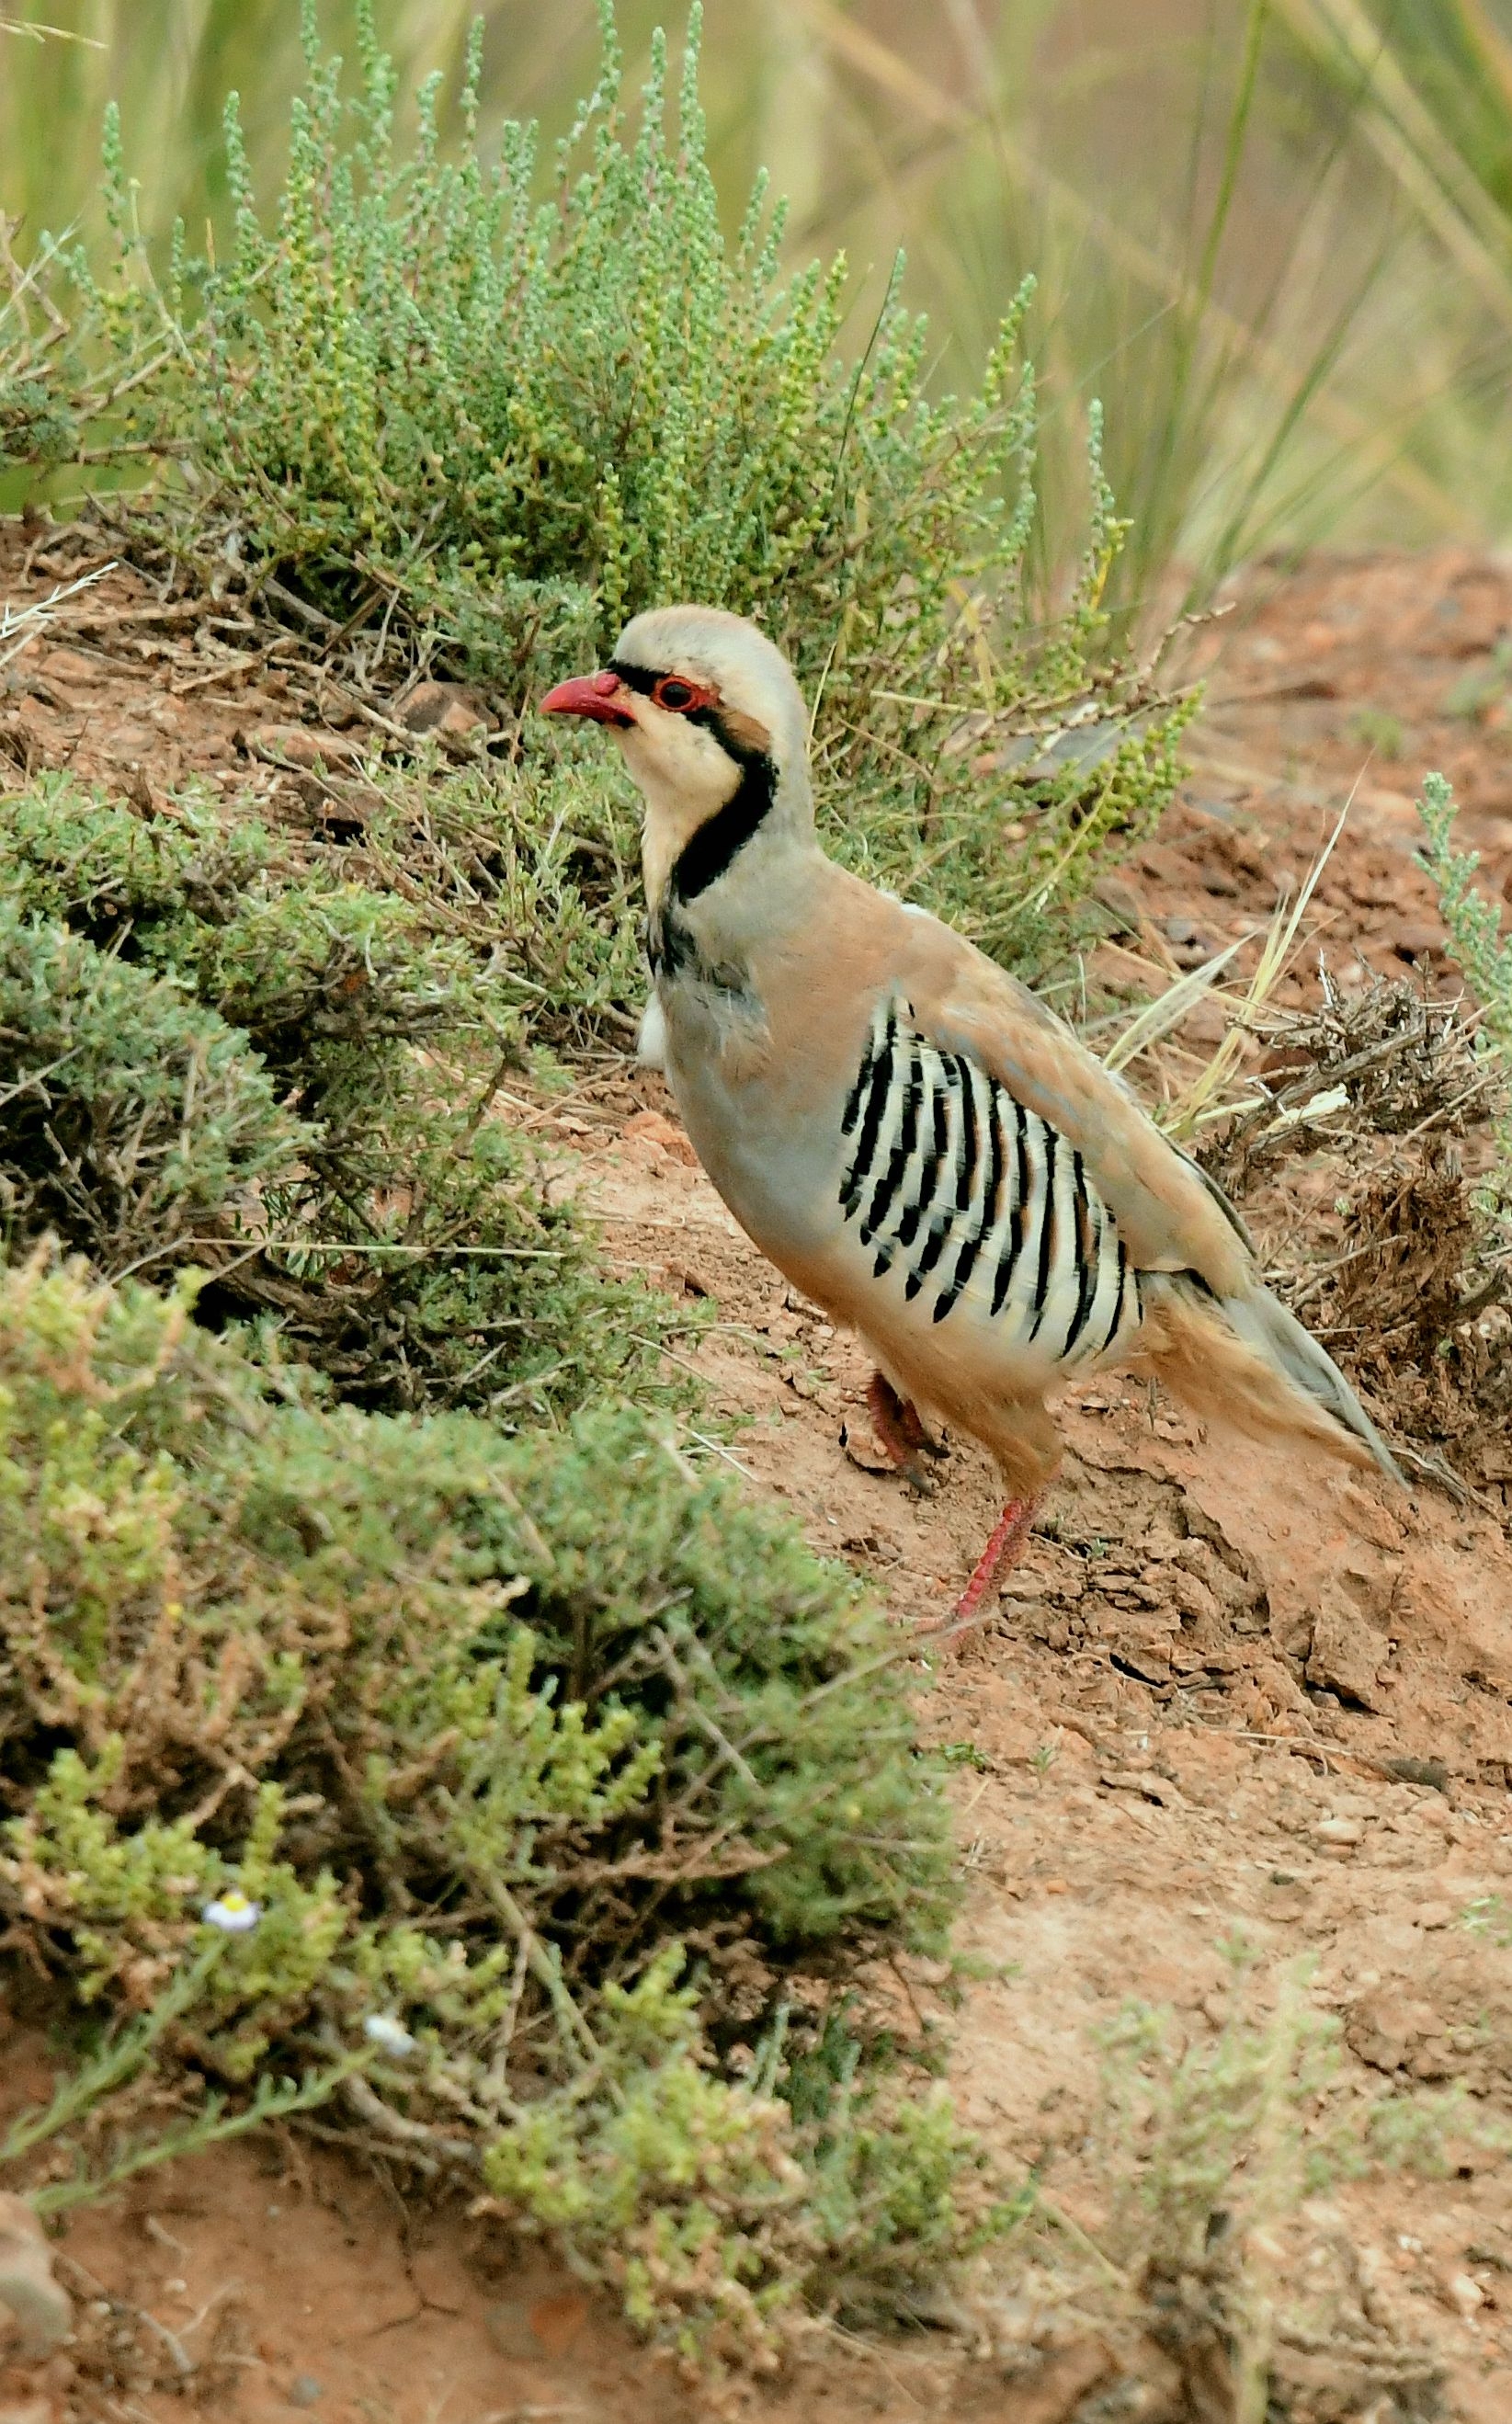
[920,1495,1040,1646]
[866,1371,948,1494]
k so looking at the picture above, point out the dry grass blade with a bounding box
[1164,788,1356,1137]
[0,561,112,670]
[0,14,100,36]
[1273,0,1512,324]
[1103,935,1247,1078]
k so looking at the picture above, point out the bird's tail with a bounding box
[1134,1272,1404,1485]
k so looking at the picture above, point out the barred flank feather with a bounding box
[836,996,1139,1369]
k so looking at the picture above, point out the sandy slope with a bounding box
[2,526,1510,2420]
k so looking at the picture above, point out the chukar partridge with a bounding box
[542,608,1401,1634]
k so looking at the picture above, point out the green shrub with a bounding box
[7,3,1189,974]
[0,773,690,1421]
[0,774,267,941]
[1417,768,1512,1207]
[0,904,302,1276]
[1,227,107,478]
[0,770,472,1074]
[0,1249,982,2361]
[76,1,1044,700]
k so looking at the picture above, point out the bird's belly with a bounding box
[671,1097,1140,1419]
[808,1200,1125,1405]
[663,1047,848,1274]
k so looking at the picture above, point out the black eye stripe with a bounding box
[606,659,658,695]
[608,661,703,717]
[611,665,696,711]
[606,659,767,766]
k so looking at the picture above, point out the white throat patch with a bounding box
[636,994,669,1072]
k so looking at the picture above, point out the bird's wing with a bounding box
[903,933,1255,1294]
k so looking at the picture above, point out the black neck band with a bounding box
[669,751,777,901]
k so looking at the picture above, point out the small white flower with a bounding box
[202,1888,261,1934]
[362,2013,418,2057]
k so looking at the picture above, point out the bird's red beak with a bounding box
[540,670,636,727]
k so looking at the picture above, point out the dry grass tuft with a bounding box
[1200,969,1509,1488]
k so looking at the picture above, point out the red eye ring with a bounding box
[653,676,699,712]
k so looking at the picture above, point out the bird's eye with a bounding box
[654,677,698,711]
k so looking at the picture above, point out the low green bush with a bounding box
[0,1250,987,2363]
[0,770,475,1076]
[0,771,688,1421]
[0,904,302,1276]
[0,776,266,940]
[1417,768,1512,1213]
[6,2,1190,975]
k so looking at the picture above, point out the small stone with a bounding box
[396,679,495,739]
[525,2291,589,2358]
[35,645,101,687]
[243,721,361,771]
[1392,923,1443,964]
[1313,1817,1364,1848]
[665,1261,712,1300]
[1347,1991,1451,2078]
[840,1419,894,1476]
[1092,874,1144,933]
[286,2375,324,2407]
[100,720,159,763]
[0,2192,73,2358]
[1383,1755,1449,1792]
[1099,1769,1184,1807]
[486,2290,588,2361]
[1306,1599,1389,1711]
[486,2298,534,2361]
[620,1109,699,1166]
[1439,2270,1485,2322]
[1415,1901,1456,1929]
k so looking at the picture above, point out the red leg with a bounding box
[920,1495,1040,1643]
[866,1371,948,1491]
[891,1387,948,1462]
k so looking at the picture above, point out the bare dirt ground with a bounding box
[2,528,1511,2421]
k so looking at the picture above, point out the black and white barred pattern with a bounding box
[838,997,1141,1366]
